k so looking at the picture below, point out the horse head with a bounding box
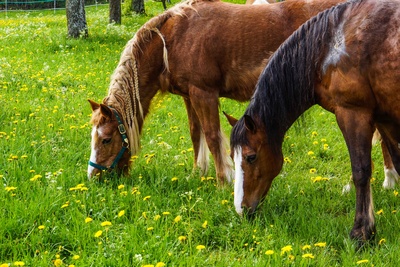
[226,112,283,216]
[87,100,132,179]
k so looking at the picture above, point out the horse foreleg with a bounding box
[183,98,210,174]
[336,109,376,242]
[189,86,234,184]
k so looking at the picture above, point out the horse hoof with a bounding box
[350,226,376,244]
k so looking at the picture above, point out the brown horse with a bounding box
[229,0,400,243]
[87,0,347,181]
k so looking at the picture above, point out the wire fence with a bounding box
[0,0,108,12]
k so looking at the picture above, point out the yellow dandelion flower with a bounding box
[38,225,45,230]
[143,195,151,201]
[0,264,9,267]
[54,258,63,267]
[178,236,187,242]
[378,238,386,245]
[309,168,317,174]
[308,151,315,156]
[85,217,93,223]
[94,230,103,237]
[174,215,182,223]
[288,255,295,261]
[30,174,42,182]
[171,177,178,181]
[156,262,165,267]
[302,245,311,250]
[5,186,17,192]
[118,210,125,217]
[118,184,125,190]
[147,227,154,231]
[284,157,292,163]
[265,250,274,255]
[314,242,326,248]
[302,253,315,259]
[221,200,228,205]
[311,131,318,137]
[196,245,206,250]
[101,221,112,227]
[154,215,161,221]
[142,265,154,267]
[162,212,170,216]
[394,190,399,197]
[72,255,80,260]
[14,262,25,266]
[356,259,369,264]
[280,245,293,255]
[376,209,383,215]
[142,212,148,219]
[202,220,208,228]
[61,202,69,209]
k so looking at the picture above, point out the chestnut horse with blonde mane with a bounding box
[87,0,348,181]
[229,0,400,243]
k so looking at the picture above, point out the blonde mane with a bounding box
[104,0,215,155]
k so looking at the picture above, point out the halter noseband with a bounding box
[89,107,130,172]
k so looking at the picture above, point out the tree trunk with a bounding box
[109,0,121,24]
[132,0,145,14]
[66,0,88,38]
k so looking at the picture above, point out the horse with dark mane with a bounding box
[87,0,347,181]
[229,0,400,243]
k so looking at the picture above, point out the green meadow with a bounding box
[1,1,400,266]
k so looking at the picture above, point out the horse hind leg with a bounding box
[381,141,399,189]
[378,128,400,189]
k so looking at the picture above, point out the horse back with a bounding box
[159,0,345,101]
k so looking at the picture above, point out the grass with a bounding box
[1,1,400,266]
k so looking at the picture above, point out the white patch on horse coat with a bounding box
[219,130,234,183]
[383,166,399,189]
[368,188,375,229]
[234,147,244,215]
[196,131,210,174]
[87,127,97,178]
[252,0,269,5]
[322,20,348,74]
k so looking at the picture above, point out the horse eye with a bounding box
[102,138,112,145]
[245,154,257,164]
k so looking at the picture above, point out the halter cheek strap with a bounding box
[89,107,130,172]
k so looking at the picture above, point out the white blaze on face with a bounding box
[234,147,244,215]
[87,127,97,178]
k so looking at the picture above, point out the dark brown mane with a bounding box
[232,0,353,152]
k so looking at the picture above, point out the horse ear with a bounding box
[99,104,113,119]
[223,111,238,127]
[88,99,100,111]
[244,115,257,134]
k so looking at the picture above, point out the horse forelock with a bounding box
[230,118,249,149]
